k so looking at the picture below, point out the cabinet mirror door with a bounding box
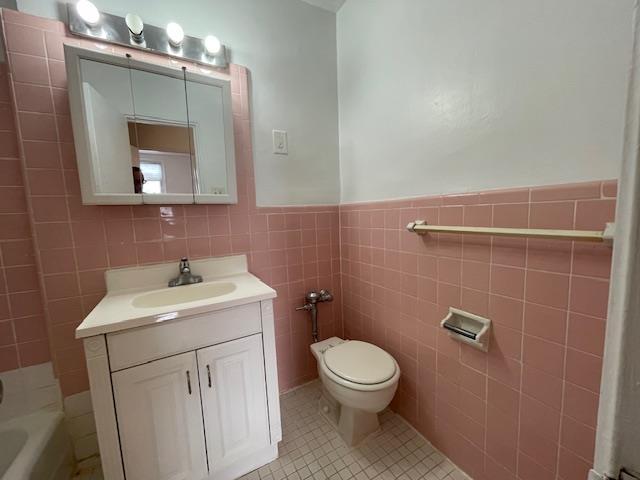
[185,75,236,202]
[129,67,195,204]
[73,58,140,203]
[112,352,208,480]
[65,45,238,205]
[197,334,270,475]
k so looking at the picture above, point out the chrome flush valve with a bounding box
[296,289,334,343]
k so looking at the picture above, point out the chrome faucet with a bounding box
[168,258,203,287]
[296,289,333,342]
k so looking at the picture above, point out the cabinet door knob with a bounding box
[206,365,212,388]
[186,370,192,395]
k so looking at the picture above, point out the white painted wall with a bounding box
[337,0,635,203]
[16,0,636,205]
[17,0,340,205]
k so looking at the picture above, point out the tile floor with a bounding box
[72,381,468,480]
[241,381,468,480]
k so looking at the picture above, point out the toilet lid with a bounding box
[323,341,396,385]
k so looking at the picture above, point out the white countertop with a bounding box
[75,256,276,338]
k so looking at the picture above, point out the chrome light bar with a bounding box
[67,3,228,68]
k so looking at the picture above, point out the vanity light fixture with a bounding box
[67,4,229,68]
[76,0,100,27]
[204,35,222,55]
[203,34,227,67]
[125,13,144,43]
[166,22,185,47]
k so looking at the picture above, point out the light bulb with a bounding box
[125,13,144,37]
[204,35,221,55]
[166,22,184,47]
[76,0,100,27]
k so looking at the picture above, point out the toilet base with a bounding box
[318,387,380,446]
[318,387,340,426]
[337,406,380,446]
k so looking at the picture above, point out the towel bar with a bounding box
[407,221,615,244]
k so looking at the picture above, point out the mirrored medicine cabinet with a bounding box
[65,45,237,205]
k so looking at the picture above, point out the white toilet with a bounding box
[310,337,400,445]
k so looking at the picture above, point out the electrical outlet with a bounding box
[272,130,288,155]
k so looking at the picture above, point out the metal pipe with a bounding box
[296,289,333,343]
[310,305,319,343]
[296,303,319,343]
[406,220,615,244]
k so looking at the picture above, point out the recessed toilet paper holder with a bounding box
[440,307,491,352]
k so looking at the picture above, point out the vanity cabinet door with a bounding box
[197,334,270,475]
[112,351,208,480]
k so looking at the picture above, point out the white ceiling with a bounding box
[299,0,346,13]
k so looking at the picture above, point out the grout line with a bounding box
[1,34,53,372]
[553,199,580,479]
[512,187,533,477]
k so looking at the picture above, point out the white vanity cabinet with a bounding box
[111,334,271,480]
[77,256,281,480]
[197,335,270,476]
[112,352,209,480]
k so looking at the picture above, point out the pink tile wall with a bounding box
[0,61,50,372]
[340,180,616,480]
[0,9,341,396]
[0,9,619,478]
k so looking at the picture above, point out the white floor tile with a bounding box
[77,381,469,480]
[240,381,468,480]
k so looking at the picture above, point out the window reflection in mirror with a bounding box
[128,121,195,195]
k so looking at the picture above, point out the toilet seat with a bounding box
[322,341,397,389]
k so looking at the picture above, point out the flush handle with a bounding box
[206,365,212,388]
[186,370,192,395]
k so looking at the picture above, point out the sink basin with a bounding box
[132,282,237,308]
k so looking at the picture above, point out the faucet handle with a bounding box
[179,257,190,273]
